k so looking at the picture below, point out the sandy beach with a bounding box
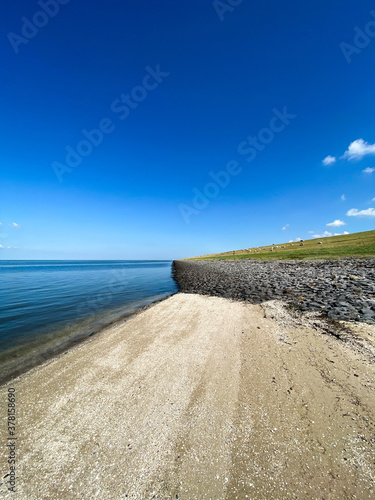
[1,292,374,499]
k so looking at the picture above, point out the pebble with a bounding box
[173,258,375,324]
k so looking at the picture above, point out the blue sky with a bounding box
[1,0,374,259]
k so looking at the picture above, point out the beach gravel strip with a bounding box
[173,258,375,324]
[0,292,374,499]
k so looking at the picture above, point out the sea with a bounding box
[0,260,178,384]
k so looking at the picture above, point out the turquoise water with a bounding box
[0,260,177,383]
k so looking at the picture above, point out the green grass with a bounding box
[187,230,375,261]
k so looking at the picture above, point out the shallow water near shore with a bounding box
[0,260,177,384]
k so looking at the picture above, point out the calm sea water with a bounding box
[0,260,178,383]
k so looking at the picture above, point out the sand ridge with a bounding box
[0,293,374,499]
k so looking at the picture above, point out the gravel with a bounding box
[4,293,374,498]
[173,258,375,324]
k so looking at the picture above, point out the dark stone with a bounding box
[172,258,375,325]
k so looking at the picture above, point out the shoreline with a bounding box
[1,292,374,498]
[4,256,373,386]
[0,292,176,387]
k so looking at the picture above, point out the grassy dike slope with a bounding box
[189,230,375,261]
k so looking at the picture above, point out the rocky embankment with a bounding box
[173,258,375,324]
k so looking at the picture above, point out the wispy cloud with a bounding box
[282,224,289,230]
[322,155,336,166]
[289,237,303,242]
[363,167,375,174]
[327,219,346,227]
[312,230,349,239]
[347,207,375,217]
[0,243,16,249]
[11,222,20,229]
[341,194,346,201]
[342,139,375,161]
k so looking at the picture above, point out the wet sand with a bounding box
[1,293,374,499]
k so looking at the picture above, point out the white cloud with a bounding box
[372,197,375,202]
[327,219,346,227]
[346,207,375,217]
[11,222,20,229]
[322,155,336,165]
[308,230,314,234]
[341,194,346,201]
[0,244,3,248]
[282,224,290,230]
[363,167,375,174]
[312,231,332,239]
[342,139,375,161]
[312,230,350,239]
